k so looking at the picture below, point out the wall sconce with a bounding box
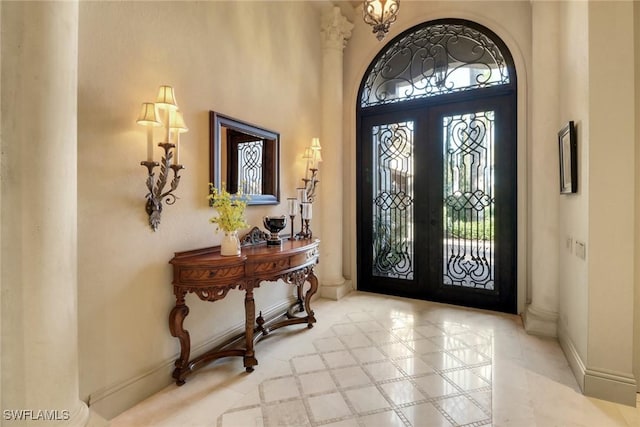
[290,138,322,239]
[136,85,188,231]
[303,137,322,203]
[363,0,400,41]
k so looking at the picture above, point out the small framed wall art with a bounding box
[558,121,577,194]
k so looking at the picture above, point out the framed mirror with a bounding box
[209,111,280,205]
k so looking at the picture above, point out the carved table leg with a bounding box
[169,289,190,385]
[244,285,258,372]
[304,269,318,328]
[256,311,269,336]
[295,284,304,313]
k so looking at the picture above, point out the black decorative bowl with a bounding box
[263,216,287,246]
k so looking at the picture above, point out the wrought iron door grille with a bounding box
[443,111,495,290]
[361,23,510,108]
[372,122,415,280]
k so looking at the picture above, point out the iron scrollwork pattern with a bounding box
[237,140,263,195]
[361,23,511,107]
[443,111,495,290]
[372,122,414,280]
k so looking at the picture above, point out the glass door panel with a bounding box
[371,122,415,280]
[358,96,515,313]
[442,111,496,291]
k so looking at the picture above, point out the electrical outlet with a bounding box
[575,241,586,260]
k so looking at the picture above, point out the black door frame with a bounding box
[356,19,518,314]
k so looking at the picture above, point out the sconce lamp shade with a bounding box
[313,150,323,164]
[302,147,313,159]
[156,85,178,110]
[136,103,162,127]
[311,137,321,151]
[169,110,189,133]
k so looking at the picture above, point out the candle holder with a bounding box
[296,202,313,239]
[286,197,298,241]
[293,139,321,239]
[301,219,312,239]
[289,214,296,239]
[141,143,184,232]
[294,204,309,240]
[299,169,318,239]
[303,168,319,203]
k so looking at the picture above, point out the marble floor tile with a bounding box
[437,395,490,425]
[358,409,406,427]
[332,366,371,388]
[350,346,387,363]
[400,402,453,427]
[109,291,640,427]
[262,399,310,427]
[306,392,351,423]
[343,385,390,413]
[379,379,426,405]
[260,376,299,402]
[321,350,357,369]
[363,360,404,382]
[394,356,435,376]
[298,371,336,395]
[413,373,459,398]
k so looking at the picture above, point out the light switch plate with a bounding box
[575,241,586,259]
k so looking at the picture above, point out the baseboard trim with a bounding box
[523,304,558,337]
[558,325,637,406]
[558,324,586,390]
[584,368,637,407]
[320,279,352,300]
[87,298,296,420]
[69,400,90,427]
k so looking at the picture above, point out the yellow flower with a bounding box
[208,183,250,232]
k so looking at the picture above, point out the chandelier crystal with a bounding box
[363,0,400,41]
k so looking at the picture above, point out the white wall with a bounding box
[557,0,590,367]
[342,1,532,313]
[77,1,323,417]
[584,1,635,404]
[557,0,637,405]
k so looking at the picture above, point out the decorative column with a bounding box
[524,0,560,337]
[318,7,353,300]
[1,1,90,426]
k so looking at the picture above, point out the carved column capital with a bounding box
[321,6,354,51]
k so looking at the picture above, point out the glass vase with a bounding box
[220,230,241,256]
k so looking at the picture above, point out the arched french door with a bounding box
[356,19,517,313]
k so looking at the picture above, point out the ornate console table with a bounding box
[168,230,320,385]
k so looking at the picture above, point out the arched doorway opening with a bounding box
[356,19,518,313]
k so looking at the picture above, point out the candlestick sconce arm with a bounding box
[136,86,188,231]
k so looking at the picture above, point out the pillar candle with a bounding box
[297,187,307,203]
[174,131,180,165]
[165,109,171,144]
[287,197,297,216]
[146,126,154,162]
[301,202,312,220]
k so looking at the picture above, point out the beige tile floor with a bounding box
[111,292,640,426]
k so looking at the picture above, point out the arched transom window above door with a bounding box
[360,20,514,108]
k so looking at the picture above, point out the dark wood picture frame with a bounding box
[209,111,280,205]
[558,121,577,194]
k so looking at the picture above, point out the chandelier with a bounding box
[363,0,400,41]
